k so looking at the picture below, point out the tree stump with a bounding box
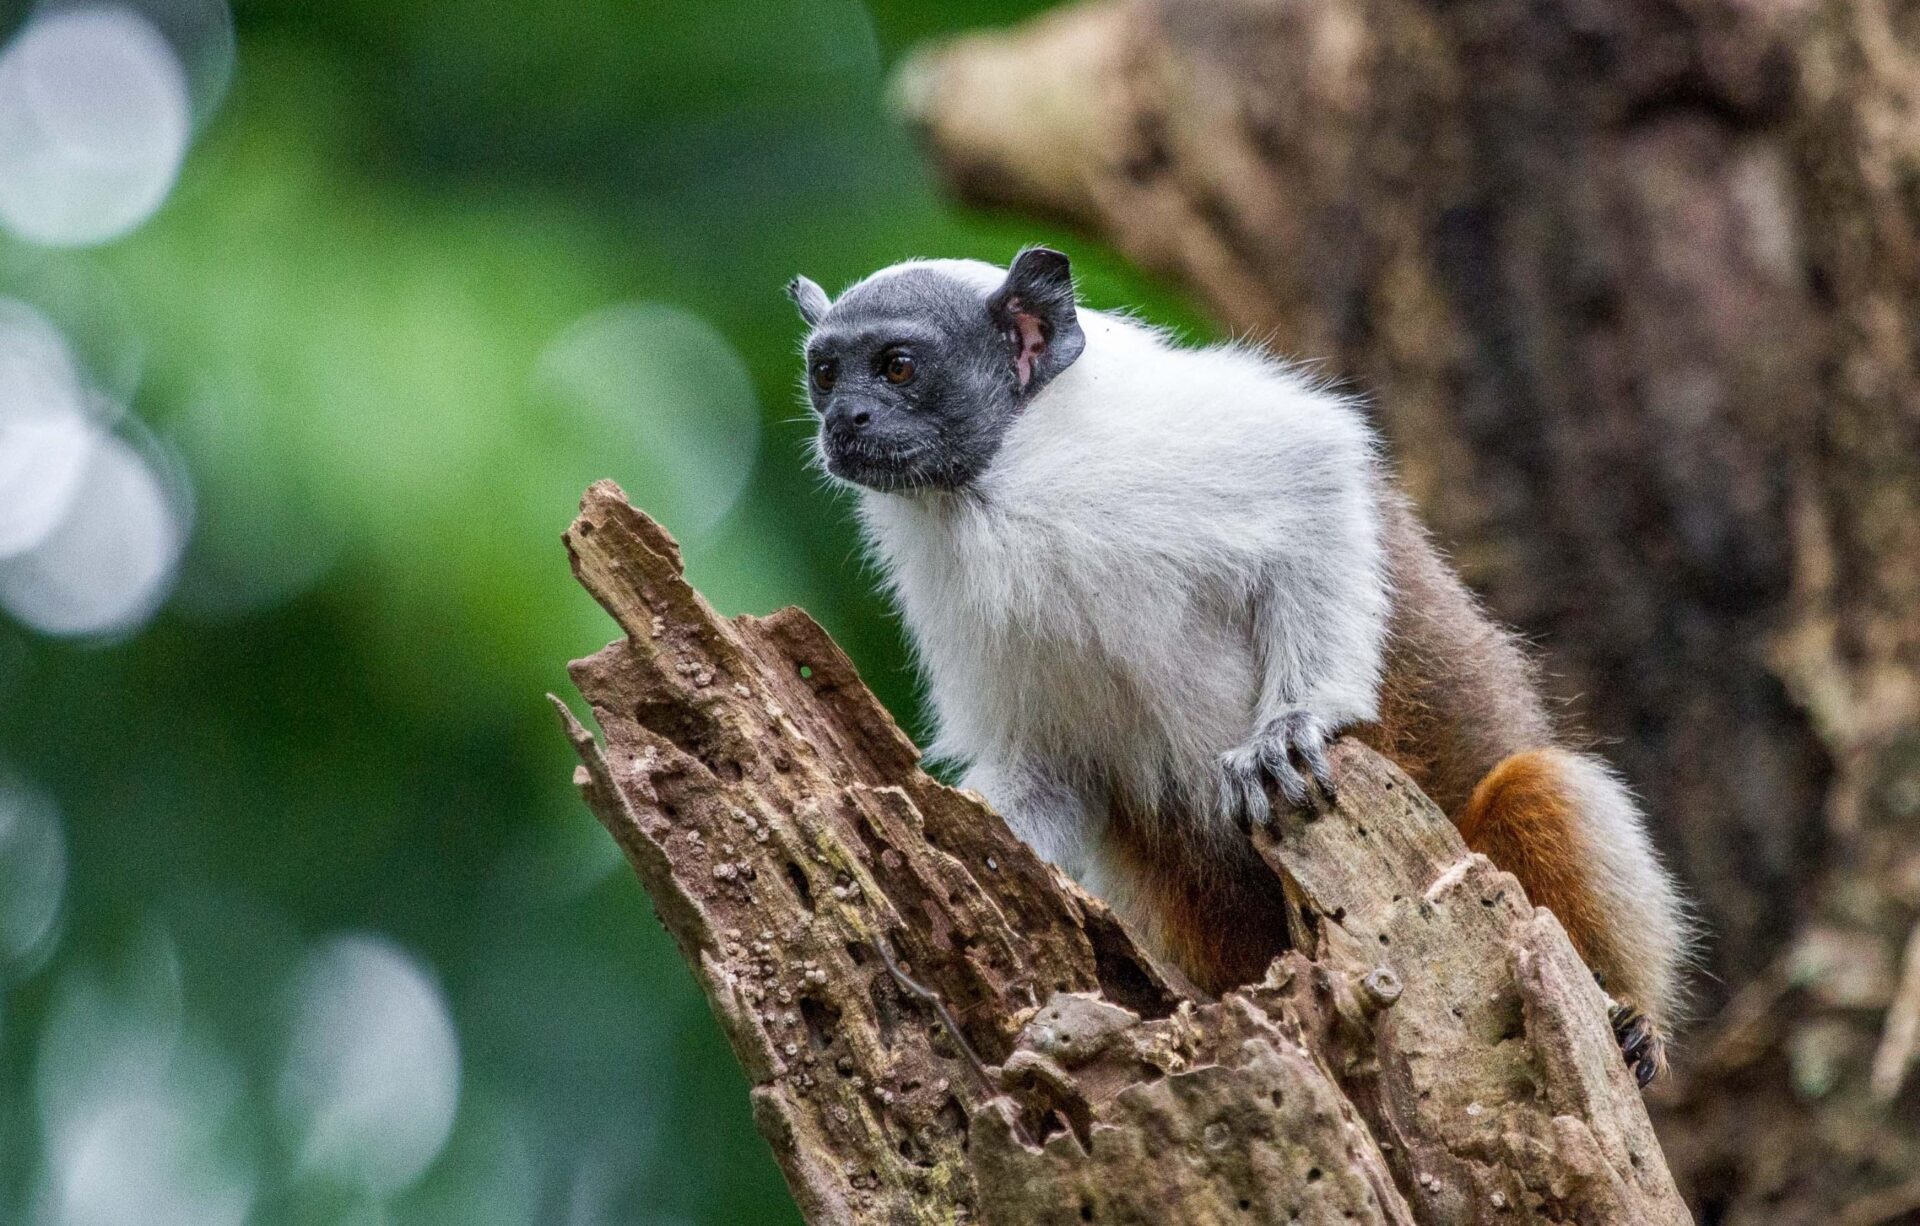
[554,480,1687,1224]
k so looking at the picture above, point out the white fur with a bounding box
[1539,750,1693,1014]
[846,265,1389,873]
[862,258,1009,295]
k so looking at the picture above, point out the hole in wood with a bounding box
[853,813,889,864]
[868,976,901,1049]
[1081,909,1180,1020]
[800,994,842,1051]
[785,862,814,911]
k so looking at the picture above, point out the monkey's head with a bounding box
[786,248,1085,493]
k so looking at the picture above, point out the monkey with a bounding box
[786,248,1690,1085]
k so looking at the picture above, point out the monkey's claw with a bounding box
[1219,745,1273,829]
[1221,710,1339,829]
[1608,1000,1664,1089]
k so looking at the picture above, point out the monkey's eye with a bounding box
[882,352,916,385]
[810,358,838,393]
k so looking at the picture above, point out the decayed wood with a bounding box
[895,2,1920,1219]
[555,480,1686,1224]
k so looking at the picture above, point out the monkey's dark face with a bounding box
[788,251,1084,494]
[799,274,1014,492]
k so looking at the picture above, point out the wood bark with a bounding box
[892,2,1920,1221]
[555,480,1687,1224]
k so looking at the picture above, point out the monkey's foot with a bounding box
[1608,999,1665,1089]
[1220,710,1338,828]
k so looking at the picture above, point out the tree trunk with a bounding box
[892,2,1920,1221]
[555,481,1686,1224]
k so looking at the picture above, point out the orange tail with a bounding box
[1459,747,1687,1033]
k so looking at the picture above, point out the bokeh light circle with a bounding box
[535,302,763,542]
[0,771,66,972]
[278,935,462,1195]
[0,423,192,638]
[48,1094,253,1226]
[0,298,98,559]
[0,6,193,247]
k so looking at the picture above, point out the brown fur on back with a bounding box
[1356,490,1559,816]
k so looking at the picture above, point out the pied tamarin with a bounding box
[786,248,1690,1084]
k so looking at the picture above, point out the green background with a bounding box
[0,1,1214,1221]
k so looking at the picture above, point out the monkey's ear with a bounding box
[786,276,831,328]
[987,247,1085,395]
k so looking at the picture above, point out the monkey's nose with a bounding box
[829,405,873,434]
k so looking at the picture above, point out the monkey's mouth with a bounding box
[821,438,937,493]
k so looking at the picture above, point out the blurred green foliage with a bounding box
[0,0,1214,1221]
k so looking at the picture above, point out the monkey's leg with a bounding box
[1082,819,1296,997]
[959,758,1108,881]
[1458,748,1689,1086]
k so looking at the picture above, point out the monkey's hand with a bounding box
[1218,709,1340,829]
